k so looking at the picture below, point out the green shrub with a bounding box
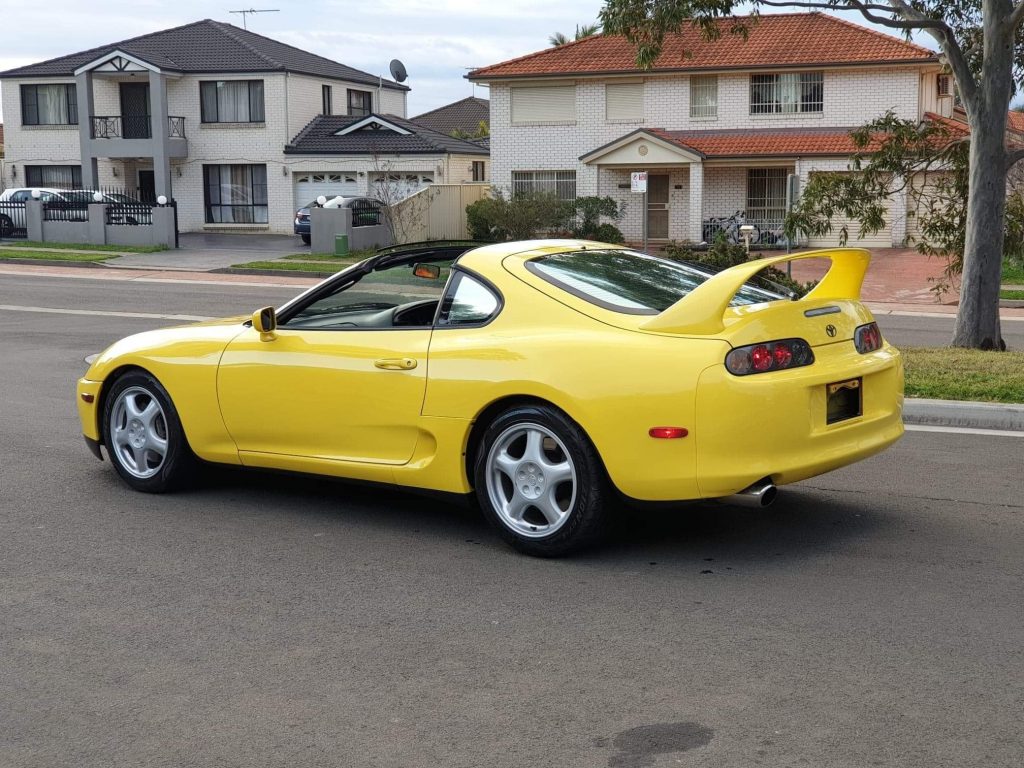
[466,190,574,241]
[587,222,626,243]
[572,196,621,237]
[663,232,817,298]
[1005,193,1024,267]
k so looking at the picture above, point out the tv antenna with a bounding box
[229,8,279,30]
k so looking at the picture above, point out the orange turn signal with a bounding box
[648,427,688,439]
[80,393,95,403]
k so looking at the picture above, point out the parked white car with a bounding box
[0,188,152,235]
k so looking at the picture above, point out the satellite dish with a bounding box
[389,59,408,83]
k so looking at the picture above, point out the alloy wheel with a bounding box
[109,386,169,479]
[485,422,577,538]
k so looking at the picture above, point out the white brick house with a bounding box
[469,12,950,248]
[0,19,476,234]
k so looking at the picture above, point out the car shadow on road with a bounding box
[194,466,889,566]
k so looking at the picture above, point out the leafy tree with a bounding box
[450,121,490,140]
[549,23,601,47]
[600,0,1024,350]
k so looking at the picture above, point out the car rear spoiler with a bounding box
[640,248,871,336]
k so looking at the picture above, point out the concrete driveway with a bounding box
[107,232,304,271]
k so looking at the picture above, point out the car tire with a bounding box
[0,215,13,238]
[474,405,611,557]
[301,234,311,245]
[101,370,198,493]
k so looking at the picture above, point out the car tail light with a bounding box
[854,322,883,353]
[725,338,814,376]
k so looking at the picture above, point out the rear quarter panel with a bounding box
[423,275,728,500]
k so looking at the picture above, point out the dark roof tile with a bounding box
[285,113,489,155]
[410,97,489,136]
[0,19,408,90]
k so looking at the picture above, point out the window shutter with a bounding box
[605,82,643,121]
[511,85,575,124]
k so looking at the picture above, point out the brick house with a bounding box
[0,20,487,234]
[469,13,953,248]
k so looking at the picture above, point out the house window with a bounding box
[512,170,576,200]
[690,75,718,119]
[200,80,265,123]
[937,75,951,97]
[605,82,643,121]
[746,168,788,227]
[511,85,576,124]
[348,89,372,117]
[472,161,486,182]
[21,84,78,126]
[25,165,82,188]
[322,84,333,115]
[202,164,269,224]
[750,72,823,114]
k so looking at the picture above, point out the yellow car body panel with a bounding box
[77,242,903,502]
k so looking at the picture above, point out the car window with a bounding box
[437,272,500,327]
[11,191,28,202]
[526,249,785,315]
[284,257,455,330]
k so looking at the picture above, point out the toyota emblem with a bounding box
[825,324,837,338]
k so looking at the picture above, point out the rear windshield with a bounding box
[526,249,786,315]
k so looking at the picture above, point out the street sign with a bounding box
[630,171,648,193]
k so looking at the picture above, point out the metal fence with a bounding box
[43,200,90,222]
[351,198,383,227]
[0,200,28,239]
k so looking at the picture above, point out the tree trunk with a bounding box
[952,7,1012,349]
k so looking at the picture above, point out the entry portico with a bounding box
[73,49,186,201]
[581,130,705,244]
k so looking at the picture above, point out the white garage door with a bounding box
[293,172,359,209]
[805,173,893,248]
[371,173,434,202]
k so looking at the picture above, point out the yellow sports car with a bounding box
[77,240,903,556]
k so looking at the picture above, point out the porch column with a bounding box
[149,70,172,200]
[75,71,99,189]
[688,161,704,243]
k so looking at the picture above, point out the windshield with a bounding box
[526,249,785,315]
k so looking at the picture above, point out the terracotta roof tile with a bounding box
[1008,111,1024,135]
[469,13,936,80]
[647,127,879,158]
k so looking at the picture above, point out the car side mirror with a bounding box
[413,263,441,280]
[252,306,277,340]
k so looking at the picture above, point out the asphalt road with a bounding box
[1,271,1022,768]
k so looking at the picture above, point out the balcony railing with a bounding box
[91,115,187,140]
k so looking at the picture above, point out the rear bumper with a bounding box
[694,342,904,498]
[294,219,310,236]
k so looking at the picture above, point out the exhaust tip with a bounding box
[724,478,777,508]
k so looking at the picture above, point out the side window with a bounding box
[284,257,454,330]
[437,272,500,327]
[11,191,28,202]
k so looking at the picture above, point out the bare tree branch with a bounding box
[1007,147,1024,168]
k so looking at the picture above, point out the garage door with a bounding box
[293,172,359,209]
[371,173,434,202]
[805,173,893,248]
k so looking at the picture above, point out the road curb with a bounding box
[211,266,336,279]
[0,257,107,269]
[904,398,1024,432]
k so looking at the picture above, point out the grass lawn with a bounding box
[902,347,1024,403]
[0,241,166,253]
[0,250,117,262]
[1002,259,1024,284]
[1000,289,1024,300]
[281,249,373,263]
[231,260,352,274]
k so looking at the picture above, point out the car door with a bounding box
[216,255,454,466]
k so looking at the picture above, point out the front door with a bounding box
[137,170,155,202]
[119,82,151,139]
[646,173,670,240]
[216,256,455,466]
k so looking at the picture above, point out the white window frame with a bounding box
[750,72,824,115]
[510,84,576,125]
[605,81,644,123]
[511,170,576,200]
[689,75,718,119]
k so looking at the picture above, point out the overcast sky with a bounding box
[0,1,937,123]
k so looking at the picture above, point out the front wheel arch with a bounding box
[95,364,152,446]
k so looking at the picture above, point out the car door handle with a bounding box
[374,357,418,370]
